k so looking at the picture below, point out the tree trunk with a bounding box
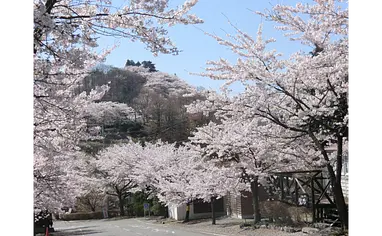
[211,197,216,225]
[250,177,261,223]
[118,195,125,216]
[165,207,169,218]
[324,138,348,229]
[322,161,348,229]
[332,181,348,229]
[88,197,96,212]
[184,202,190,222]
[309,132,348,229]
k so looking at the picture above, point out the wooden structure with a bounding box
[225,169,348,227]
[267,169,345,226]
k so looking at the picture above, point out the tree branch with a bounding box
[54,12,176,21]
[256,107,308,133]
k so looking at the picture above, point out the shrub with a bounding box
[59,210,120,221]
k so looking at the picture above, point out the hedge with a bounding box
[59,210,120,221]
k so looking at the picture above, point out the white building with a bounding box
[340,153,349,200]
[168,198,227,221]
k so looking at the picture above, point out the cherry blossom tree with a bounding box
[185,158,245,224]
[188,108,327,222]
[151,148,199,222]
[76,188,105,212]
[124,65,197,101]
[194,0,348,228]
[130,141,178,196]
[127,67,199,142]
[127,139,238,223]
[84,101,138,125]
[94,140,194,217]
[34,152,79,211]
[34,0,203,56]
[34,0,202,210]
[87,135,240,222]
[34,150,97,212]
[70,153,108,212]
[95,143,140,216]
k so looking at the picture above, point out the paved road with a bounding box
[51,218,224,236]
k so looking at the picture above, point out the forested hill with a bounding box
[81,61,198,105]
[78,61,209,148]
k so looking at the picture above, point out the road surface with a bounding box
[51,218,225,236]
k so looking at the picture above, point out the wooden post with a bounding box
[311,178,316,222]
[286,177,289,196]
[280,177,284,200]
[295,180,299,205]
[211,197,216,225]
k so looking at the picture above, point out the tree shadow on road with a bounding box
[179,216,243,229]
[51,226,104,235]
[214,221,242,228]
[102,216,134,221]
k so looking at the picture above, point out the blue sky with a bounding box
[97,0,315,93]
